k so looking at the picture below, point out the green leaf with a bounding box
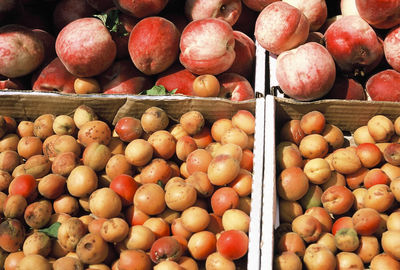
[93,9,129,37]
[139,85,178,96]
[39,222,61,238]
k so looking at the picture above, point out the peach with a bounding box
[346,167,369,190]
[324,15,383,75]
[279,200,303,223]
[352,208,381,236]
[217,72,255,101]
[274,251,302,270]
[128,16,180,75]
[356,142,383,168]
[114,0,169,18]
[305,207,333,233]
[316,232,337,254]
[184,0,242,26]
[155,63,196,96]
[366,69,400,101]
[364,184,394,213]
[335,228,359,252]
[324,75,366,100]
[355,235,379,264]
[299,134,329,159]
[364,168,390,188]
[226,31,256,78]
[277,166,309,201]
[299,184,323,209]
[331,148,362,175]
[179,18,236,75]
[384,26,400,72]
[370,253,400,270]
[303,243,336,270]
[282,0,327,31]
[353,125,376,145]
[303,158,331,185]
[280,119,305,145]
[275,42,336,101]
[382,230,400,260]
[336,252,364,270]
[381,162,400,180]
[321,185,354,215]
[254,1,309,55]
[277,232,306,257]
[276,141,304,171]
[332,216,354,236]
[355,0,400,29]
[322,124,345,150]
[368,115,395,143]
[98,59,153,95]
[292,214,322,243]
[55,17,116,77]
[0,24,44,78]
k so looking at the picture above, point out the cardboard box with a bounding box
[261,96,400,270]
[0,90,265,270]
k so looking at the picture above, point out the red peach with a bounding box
[114,0,169,18]
[364,168,390,189]
[345,167,369,190]
[355,0,400,29]
[321,185,354,215]
[283,0,327,31]
[356,143,383,168]
[254,1,309,55]
[324,75,366,100]
[128,16,180,75]
[366,69,400,101]
[352,208,381,236]
[305,206,333,233]
[98,59,153,95]
[32,29,56,67]
[324,15,384,76]
[332,216,354,236]
[155,62,196,96]
[217,72,255,101]
[179,18,236,75]
[226,31,256,79]
[32,57,77,93]
[55,17,116,77]
[276,42,336,101]
[0,24,44,78]
[384,26,400,72]
[184,0,242,26]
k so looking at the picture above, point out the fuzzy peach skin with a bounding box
[283,0,327,31]
[128,16,180,76]
[276,42,336,101]
[55,17,116,77]
[366,69,400,101]
[98,59,154,95]
[254,1,310,56]
[355,0,400,29]
[226,31,256,79]
[217,72,255,101]
[324,15,384,76]
[155,62,196,96]
[32,57,77,93]
[242,0,280,11]
[179,18,236,75]
[184,0,242,26]
[384,26,400,72]
[324,75,366,100]
[0,24,44,78]
[113,0,169,18]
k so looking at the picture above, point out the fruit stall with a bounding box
[1,0,400,269]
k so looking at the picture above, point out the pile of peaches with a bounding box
[255,0,400,101]
[275,111,400,269]
[0,105,255,270]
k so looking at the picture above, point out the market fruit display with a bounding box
[0,105,255,269]
[275,111,400,269]
[0,0,257,101]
